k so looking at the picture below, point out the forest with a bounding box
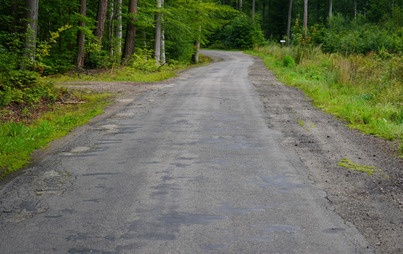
[0,0,401,74]
[0,0,402,175]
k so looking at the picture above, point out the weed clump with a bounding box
[283,55,296,68]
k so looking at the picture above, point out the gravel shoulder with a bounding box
[248,56,402,254]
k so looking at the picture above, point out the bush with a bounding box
[209,14,265,49]
[283,55,295,67]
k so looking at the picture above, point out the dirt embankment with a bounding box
[249,56,402,254]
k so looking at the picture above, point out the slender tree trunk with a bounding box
[328,0,332,20]
[76,0,87,67]
[262,2,266,36]
[193,0,202,63]
[266,0,270,36]
[122,0,138,61]
[303,0,308,35]
[115,0,122,56]
[23,0,39,65]
[161,29,165,65]
[354,0,357,19]
[161,0,165,65]
[286,0,293,46]
[108,1,114,56]
[94,0,108,49]
[154,0,162,64]
[252,0,256,22]
[239,0,242,11]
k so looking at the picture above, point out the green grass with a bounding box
[247,45,403,157]
[45,66,180,83]
[0,92,114,178]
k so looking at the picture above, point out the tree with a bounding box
[252,0,256,22]
[161,0,166,65]
[329,0,333,20]
[108,1,114,55]
[122,0,138,61]
[23,0,39,65]
[115,0,123,56]
[155,0,162,64]
[194,0,202,63]
[75,0,87,67]
[94,0,108,49]
[303,0,308,35]
[286,0,293,46]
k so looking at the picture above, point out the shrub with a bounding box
[283,55,295,67]
[209,14,265,49]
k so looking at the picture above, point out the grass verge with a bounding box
[45,66,179,83]
[246,45,402,157]
[0,91,114,178]
[45,55,213,83]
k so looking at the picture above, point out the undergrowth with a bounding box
[0,91,113,178]
[247,44,402,157]
[45,49,200,83]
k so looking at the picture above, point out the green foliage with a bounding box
[283,55,295,67]
[322,14,403,54]
[209,14,265,49]
[130,48,161,72]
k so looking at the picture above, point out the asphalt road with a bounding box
[0,51,371,253]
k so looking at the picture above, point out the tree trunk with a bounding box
[23,0,39,65]
[329,0,332,20]
[108,1,114,56]
[262,1,266,36]
[354,0,357,19]
[94,0,108,49]
[122,0,138,61]
[154,0,162,64]
[161,28,165,65]
[239,0,242,12]
[115,0,122,56]
[303,0,308,35]
[193,0,202,63]
[161,0,166,65]
[286,0,293,46]
[76,0,87,67]
[252,0,256,22]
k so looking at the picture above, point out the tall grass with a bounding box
[248,44,402,156]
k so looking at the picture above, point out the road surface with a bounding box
[0,51,371,253]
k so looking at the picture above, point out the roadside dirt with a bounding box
[249,56,402,254]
